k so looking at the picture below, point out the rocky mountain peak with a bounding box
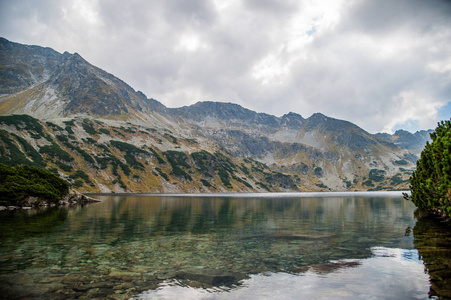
[172,101,280,127]
[281,112,305,129]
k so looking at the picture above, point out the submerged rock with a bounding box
[175,269,248,287]
[292,260,361,274]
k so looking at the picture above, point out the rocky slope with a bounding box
[0,38,431,192]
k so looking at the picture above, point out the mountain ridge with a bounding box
[0,38,432,193]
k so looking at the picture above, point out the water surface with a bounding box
[0,192,447,299]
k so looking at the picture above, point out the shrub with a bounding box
[39,143,74,162]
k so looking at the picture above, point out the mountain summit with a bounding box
[0,37,156,119]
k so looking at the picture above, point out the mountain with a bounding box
[375,130,433,156]
[0,38,431,193]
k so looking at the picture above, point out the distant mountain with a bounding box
[375,130,432,156]
[0,38,432,193]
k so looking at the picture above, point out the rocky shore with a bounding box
[0,191,101,211]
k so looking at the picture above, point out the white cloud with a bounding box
[0,0,450,133]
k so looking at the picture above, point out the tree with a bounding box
[405,120,451,218]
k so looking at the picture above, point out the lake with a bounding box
[0,192,450,299]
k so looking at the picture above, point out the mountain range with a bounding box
[0,37,432,193]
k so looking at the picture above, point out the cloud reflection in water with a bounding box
[136,247,429,300]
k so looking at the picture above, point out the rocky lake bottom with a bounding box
[0,192,450,299]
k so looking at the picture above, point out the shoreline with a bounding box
[0,191,101,211]
[86,190,409,198]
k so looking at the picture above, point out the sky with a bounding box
[0,0,450,133]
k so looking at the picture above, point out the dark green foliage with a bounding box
[192,151,215,175]
[96,154,130,176]
[0,115,52,142]
[163,150,192,181]
[55,161,73,172]
[82,119,97,135]
[63,120,75,127]
[164,150,191,169]
[316,183,328,189]
[218,169,231,188]
[111,140,146,154]
[407,120,451,217]
[200,179,212,187]
[164,133,178,144]
[0,164,69,206]
[85,137,97,144]
[65,126,74,134]
[62,142,96,166]
[314,167,323,178]
[13,134,45,167]
[0,130,45,167]
[191,150,239,188]
[395,159,408,165]
[265,172,298,190]
[368,169,386,182]
[39,143,74,162]
[390,174,408,186]
[0,114,43,133]
[121,164,131,176]
[240,164,250,176]
[155,167,169,181]
[63,120,75,134]
[363,180,375,187]
[250,160,269,173]
[120,126,136,134]
[148,147,165,164]
[72,180,83,188]
[56,135,68,142]
[46,122,64,131]
[110,140,148,170]
[233,175,252,188]
[99,128,110,135]
[69,170,92,184]
[256,182,270,191]
[97,143,111,153]
[113,128,125,137]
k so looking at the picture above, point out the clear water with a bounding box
[0,192,447,299]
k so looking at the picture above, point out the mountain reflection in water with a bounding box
[0,192,448,299]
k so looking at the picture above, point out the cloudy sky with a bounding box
[1,0,450,133]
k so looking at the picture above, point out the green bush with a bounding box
[368,169,386,182]
[406,120,451,217]
[110,140,147,170]
[39,143,74,162]
[0,164,69,206]
[99,128,110,135]
[82,120,97,135]
[163,151,192,181]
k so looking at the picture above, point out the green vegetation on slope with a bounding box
[406,120,451,218]
[0,130,45,167]
[0,164,69,206]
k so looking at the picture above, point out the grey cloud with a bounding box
[0,0,449,133]
[340,0,451,34]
